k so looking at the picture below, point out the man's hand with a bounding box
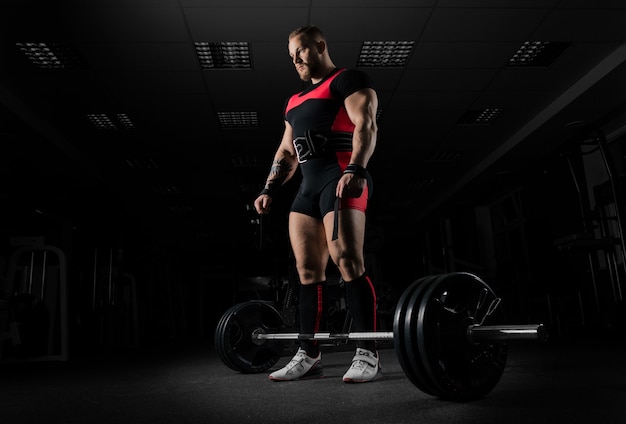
[336,173,366,199]
[254,194,273,214]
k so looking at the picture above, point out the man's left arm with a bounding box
[337,87,378,198]
[345,87,378,168]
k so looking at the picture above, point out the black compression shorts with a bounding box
[290,152,370,219]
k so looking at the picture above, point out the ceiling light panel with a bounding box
[116,113,135,129]
[16,42,86,70]
[86,113,136,130]
[152,184,181,195]
[507,41,571,67]
[194,42,251,69]
[457,108,503,125]
[218,111,258,128]
[232,154,263,168]
[125,157,159,170]
[410,177,435,190]
[170,205,196,214]
[358,41,415,68]
[86,113,116,130]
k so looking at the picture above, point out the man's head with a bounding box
[288,26,332,82]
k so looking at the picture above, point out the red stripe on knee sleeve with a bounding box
[315,283,323,334]
[365,275,377,332]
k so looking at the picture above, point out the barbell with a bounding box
[214,272,547,401]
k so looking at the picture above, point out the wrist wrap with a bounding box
[260,187,274,197]
[343,164,368,178]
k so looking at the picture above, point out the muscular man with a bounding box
[254,26,380,383]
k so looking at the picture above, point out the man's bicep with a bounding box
[344,88,378,125]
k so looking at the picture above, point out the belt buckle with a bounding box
[293,135,315,163]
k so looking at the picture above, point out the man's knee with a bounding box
[297,266,326,285]
[334,255,365,281]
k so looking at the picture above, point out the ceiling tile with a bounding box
[183,7,310,41]
[422,8,550,42]
[533,9,626,41]
[97,71,206,95]
[63,7,190,43]
[311,7,431,41]
[408,42,520,69]
[79,43,200,72]
[398,68,500,91]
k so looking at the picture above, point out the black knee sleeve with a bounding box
[344,274,377,352]
[299,281,325,356]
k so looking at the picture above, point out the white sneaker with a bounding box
[342,348,382,383]
[268,348,323,381]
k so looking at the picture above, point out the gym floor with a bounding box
[1,336,626,424]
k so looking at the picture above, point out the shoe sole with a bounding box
[268,364,324,382]
[343,366,383,383]
[343,374,383,383]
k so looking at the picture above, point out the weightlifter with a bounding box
[253,25,381,383]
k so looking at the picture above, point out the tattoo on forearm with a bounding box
[265,159,292,190]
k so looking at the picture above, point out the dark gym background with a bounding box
[2,1,626,423]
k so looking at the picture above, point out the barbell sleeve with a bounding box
[467,324,547,343]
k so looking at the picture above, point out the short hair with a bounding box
[288,25,325,43]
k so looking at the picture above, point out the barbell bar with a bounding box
[214,272,548,401]
[253,324,546,343]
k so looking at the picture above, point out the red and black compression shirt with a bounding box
[284,68,375,140]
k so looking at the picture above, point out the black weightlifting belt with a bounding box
[293,131,353,163]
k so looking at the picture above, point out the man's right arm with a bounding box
[254,122,298,214]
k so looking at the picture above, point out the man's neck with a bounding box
[311,63,336,84]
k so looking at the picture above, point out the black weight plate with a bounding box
[417,272,508,401]
[215,302,250,371]
[393,277,424,392]
[393,275,441,397]
[214,301,284,373]
[214,305,237,369]
[214,303,248,371]
[418,272,508,401]
[404,274,450,397]
[215,301,282,373]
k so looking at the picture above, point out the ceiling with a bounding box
[2,0,626,256]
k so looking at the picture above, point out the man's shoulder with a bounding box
[332,68,375,91]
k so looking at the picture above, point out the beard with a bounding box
[297,65,311,82]
[297,59,321,82]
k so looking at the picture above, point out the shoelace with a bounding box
[351,360,367,370]
[287,352,307,369]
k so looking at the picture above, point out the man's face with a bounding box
[288,35,321,82]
